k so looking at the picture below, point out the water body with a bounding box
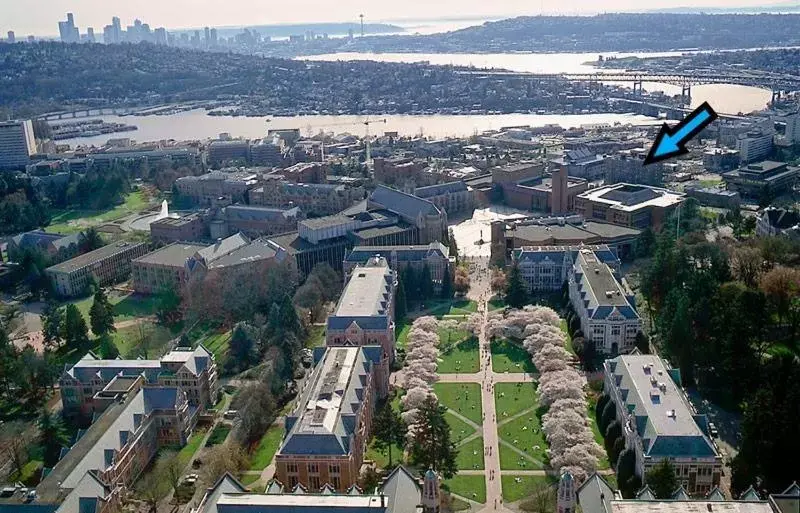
[60,111,663,147]
[57,50,772,146]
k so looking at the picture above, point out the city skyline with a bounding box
[0,0,794,37]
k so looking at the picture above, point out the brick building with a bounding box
[344,242,451,292]
[46,242,148,298]
[149,213,206,243]
[574,183,685,230]
[131,242,207,294]
[249,182,364,216]
[175,171,259,206]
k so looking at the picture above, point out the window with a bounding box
[289,476,298,488]
[611,325,621,336]
[286,463,298,474]
[329,464,341,474]
[332,476,341,489]
[309,476,320,490]
[308,463,319,474]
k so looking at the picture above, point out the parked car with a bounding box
[708,422,719,438]
[223,410,238,420]
[184,474,199,485]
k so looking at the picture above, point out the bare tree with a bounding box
[0,421,31,478]
[201,442,249,485]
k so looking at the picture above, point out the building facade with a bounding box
[574,183,685,230]
[414,181,475,215]
[513,245,619,293]
[568,249,641,354]
[275,347,379,492]
[175,171,259,206]
[735,129,774,164]
[6,231,84,264]
[250,182,364,216]
[150,214,206,243]
[210,205,302,239]
[603,354,722,495]
[722,161,799,200]
[344,242,451,291]
[368,185,447,244]
[46,242,148,298]
[131,242,207,294]
[0,119,36,169]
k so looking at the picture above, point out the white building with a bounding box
[735,129,774,164]
[603,354,722,496]
[0,120,36,169]
[568,248,640,354]
[513,245,620,293]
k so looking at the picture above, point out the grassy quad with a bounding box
[494,382,539,419]
[444,475,487,504]
[498,414,548,470]
[437,337,480,374]
[433,383,483,425]
[455,436,485,470]
[248,424,286,470]
[501,475,556,503]
[46,191,151,234]
[445,410,477,444]
[491,339,537,374]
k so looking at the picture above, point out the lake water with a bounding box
[60,111,663,147]
[58,49,773,147]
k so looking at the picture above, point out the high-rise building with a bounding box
[85,27,95,43]
[58,13,80,43]
[0,120,36,170]
[6,31,15,43]
[204,26,210,46]
[210,28,218,45]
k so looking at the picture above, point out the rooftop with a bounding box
[606,354,718,458]
[300,215,355,230]
[369,185,441,220]
[578,183,685,212]
[208,238,286,269]
[46,242,145,274]
[610,501,773,513]
[574,249,637,315]
[334,260,392,317]
[133,243,207,268]
[216,493,385,510]
[196,233,250,263]
[150,214,202,227]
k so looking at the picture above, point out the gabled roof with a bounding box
[707,487,727,501]
[740,486,761,501]
[369,185,441,221]
[635,486,655,500]
[671,486,691,500]
[195,473,247,513]
[54,471,112,513]
[577,472,615,513]
[380,466,422,513]
[414,181,468,198]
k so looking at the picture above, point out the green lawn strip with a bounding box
[396,319,411,349]
[560,319,576,356]
[501,475,555,503]
[10,459,43,486]
[200,330,232,361]
[604,473,618,489]
[46,191,150,234]
[444,410,477,444]
[495,382,539,419]
[455,436,485,470]
[437,337,480,374]
[177,428,207,468]
[113,293,159,320]
[586,399,610,470]
[449,300,478,314]
[206,424,231,447]
[112,322,175,358]
[433,383,483,425]
[304,325,326,348]
[491,339,537,374]
[444,475,486,504]
[238,473,262,487]
[248,424,284,471]
[497,415,548,470]
[366,439,405,469]
[488,297,506,311]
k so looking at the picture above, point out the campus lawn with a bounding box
[560,319,576,356]
[444,475,486,504]
[205,424,231,447]
[366,438,405,469]
[438,323,471,348]
[438,338,480,374]
[488,297,506,311]
[455,436,485,470]
[177,428,207,467]
[201,330,232,362]
[396,319,411,349]
[501,475,555,503]
[238,473,262,487]
[494,382,539,419]
[433,383,483,425]
[491,339,537,374]
[497,415,548,470]
[586,400,610,470]
[449,300,478,315]
[46,191,151,234]
[445,410,477,444]
[248,424,285,470]
[111,321,176,358]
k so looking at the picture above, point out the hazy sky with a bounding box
[0,0,788,37]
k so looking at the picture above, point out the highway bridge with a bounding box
[457,70,800,101]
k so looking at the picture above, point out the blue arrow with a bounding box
[644,102,718,165]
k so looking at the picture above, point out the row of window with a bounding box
[286,462,342,475]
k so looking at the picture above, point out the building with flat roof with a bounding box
[275,346,382,492]
[59,345,219,413]
[0,119,36,169]
[175,171,259,206]
[131,242,206,294]
[210,205,302,240]
[576,472,797,513]
[414,181,475,215]
[722,161,799,200]
[685,187,741,210]
[502,174,588,213]
[703,147,740,172]
[190,466,424,513]
[208,140,250,167]
[513,245,619,293]
[603,354,722,495]
[46,242,148,298]
[735,129,773,164]
[551,147,606,180]
[568,249,641,354]
[150,213,206,243]
[491,161,544,184]
[250,181,364,216]
[344,242,451,292]
[605,149,665,186]
[574,183,685,230]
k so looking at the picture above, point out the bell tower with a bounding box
[422,469,440,513]
[557,471,576,513]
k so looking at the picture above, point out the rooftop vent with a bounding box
[666,410,676,419]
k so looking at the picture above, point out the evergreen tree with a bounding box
[419,264,434,300]
[372,400,406,467]
[228,322,258,372]
[505,263,528,309]
[645,459,679,499]
[395,275,407,322]
[599,400,617,434]
[447,228,459,263]
[409,396,458,478]
[440,267,453,299]
[62,304,89,349]
[38,410,69,465]
[616,449,638,498]
[402,267,419,302]
[41,302,64,351]
[89,288,116,336]
[81,227,104,252]
[604,420,622,456]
